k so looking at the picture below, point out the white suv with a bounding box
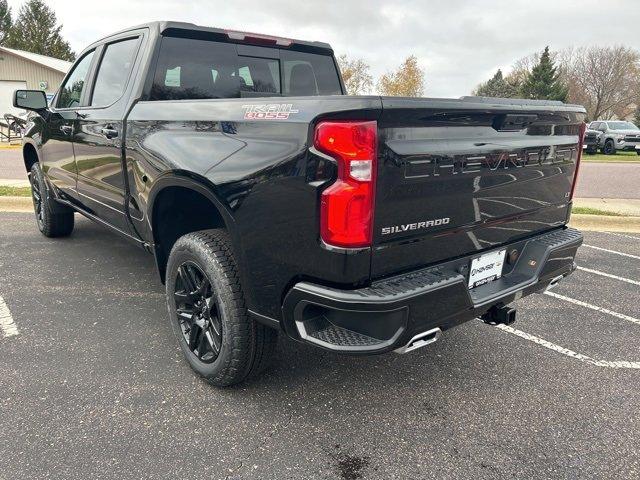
[589,121,640,155]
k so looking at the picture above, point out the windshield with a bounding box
[607,121,639,131]
[150,36,343,100]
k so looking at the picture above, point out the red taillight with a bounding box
[314,121,377,248]
[570,122,587,200]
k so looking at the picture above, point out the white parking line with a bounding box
[576,266,640,286]
[603,232,640,241]
[582,244,640,260]
[497,325,640,369]
[0,296,19,338]
[544,291,640,326]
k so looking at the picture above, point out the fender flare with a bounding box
[146,172,235,234]
[145,172,247,283]
[21,138,41,171]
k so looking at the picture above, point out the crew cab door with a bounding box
[73,34,143,234]
[42,49,96,197]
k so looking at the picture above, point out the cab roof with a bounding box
[89,21,333,54]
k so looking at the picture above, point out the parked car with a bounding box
[14,21,586,386]
[589,120,640,155]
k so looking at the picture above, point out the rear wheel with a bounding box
[29,163,74,237]
[603,139,616,155]
[166,229,277,387]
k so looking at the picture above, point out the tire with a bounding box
[166,229,277,387]
[585,147,596,155]
[603,139,616,155]
[29,163,74,237]
[636,151,640,156]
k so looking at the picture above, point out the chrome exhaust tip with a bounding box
[394,327,442,354]
[545,274,565,292]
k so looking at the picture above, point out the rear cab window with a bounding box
[149,35,342,100]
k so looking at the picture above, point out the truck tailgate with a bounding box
[372,97,586,278]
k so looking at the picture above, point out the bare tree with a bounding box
[378,55,425,97]
[337,54,373,95]
[565,46,640,120]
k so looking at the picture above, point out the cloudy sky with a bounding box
[7,0,640,97]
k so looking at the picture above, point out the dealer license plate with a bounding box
[468,249,506,289]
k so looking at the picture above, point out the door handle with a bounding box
[101,127,118,139]
[60,125,73,135]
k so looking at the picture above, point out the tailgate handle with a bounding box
[492,114,538,132]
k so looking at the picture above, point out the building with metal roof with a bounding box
[0,46,72,115]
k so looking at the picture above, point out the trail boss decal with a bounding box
[242,104,299,120]
[381,217,450,235]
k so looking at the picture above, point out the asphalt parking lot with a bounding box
[1,212,639,479]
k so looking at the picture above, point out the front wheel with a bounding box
[603,140,616,155]
[29,163,74,237]
[166,230,277,387]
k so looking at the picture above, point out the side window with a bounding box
[56,50,95,109]
[91,38,139,106]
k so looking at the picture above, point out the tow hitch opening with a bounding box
[481,304,517,326]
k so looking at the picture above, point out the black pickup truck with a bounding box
[15,21,586,386]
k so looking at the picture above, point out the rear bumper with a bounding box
[282,227,583,354]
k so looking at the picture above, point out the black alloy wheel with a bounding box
[28,162,74,237]
[173,261,223,363]
[30,171,44,230]
[166,229,277,386]
[603,140,616,155]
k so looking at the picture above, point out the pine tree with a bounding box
[5,0,74,61]
[520,46,568,101]
[0,0,11,45]
[474,69,519,98]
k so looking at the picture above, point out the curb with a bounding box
[569,214,640,233]
[0,179,30,188]
[0,196,32,212]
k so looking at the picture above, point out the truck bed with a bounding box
[127,95,585,320]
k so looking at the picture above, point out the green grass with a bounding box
[0,186,31,197]
[572,206,627,216]
[582,150,640,163]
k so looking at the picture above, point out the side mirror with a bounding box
[13,90,48,111]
